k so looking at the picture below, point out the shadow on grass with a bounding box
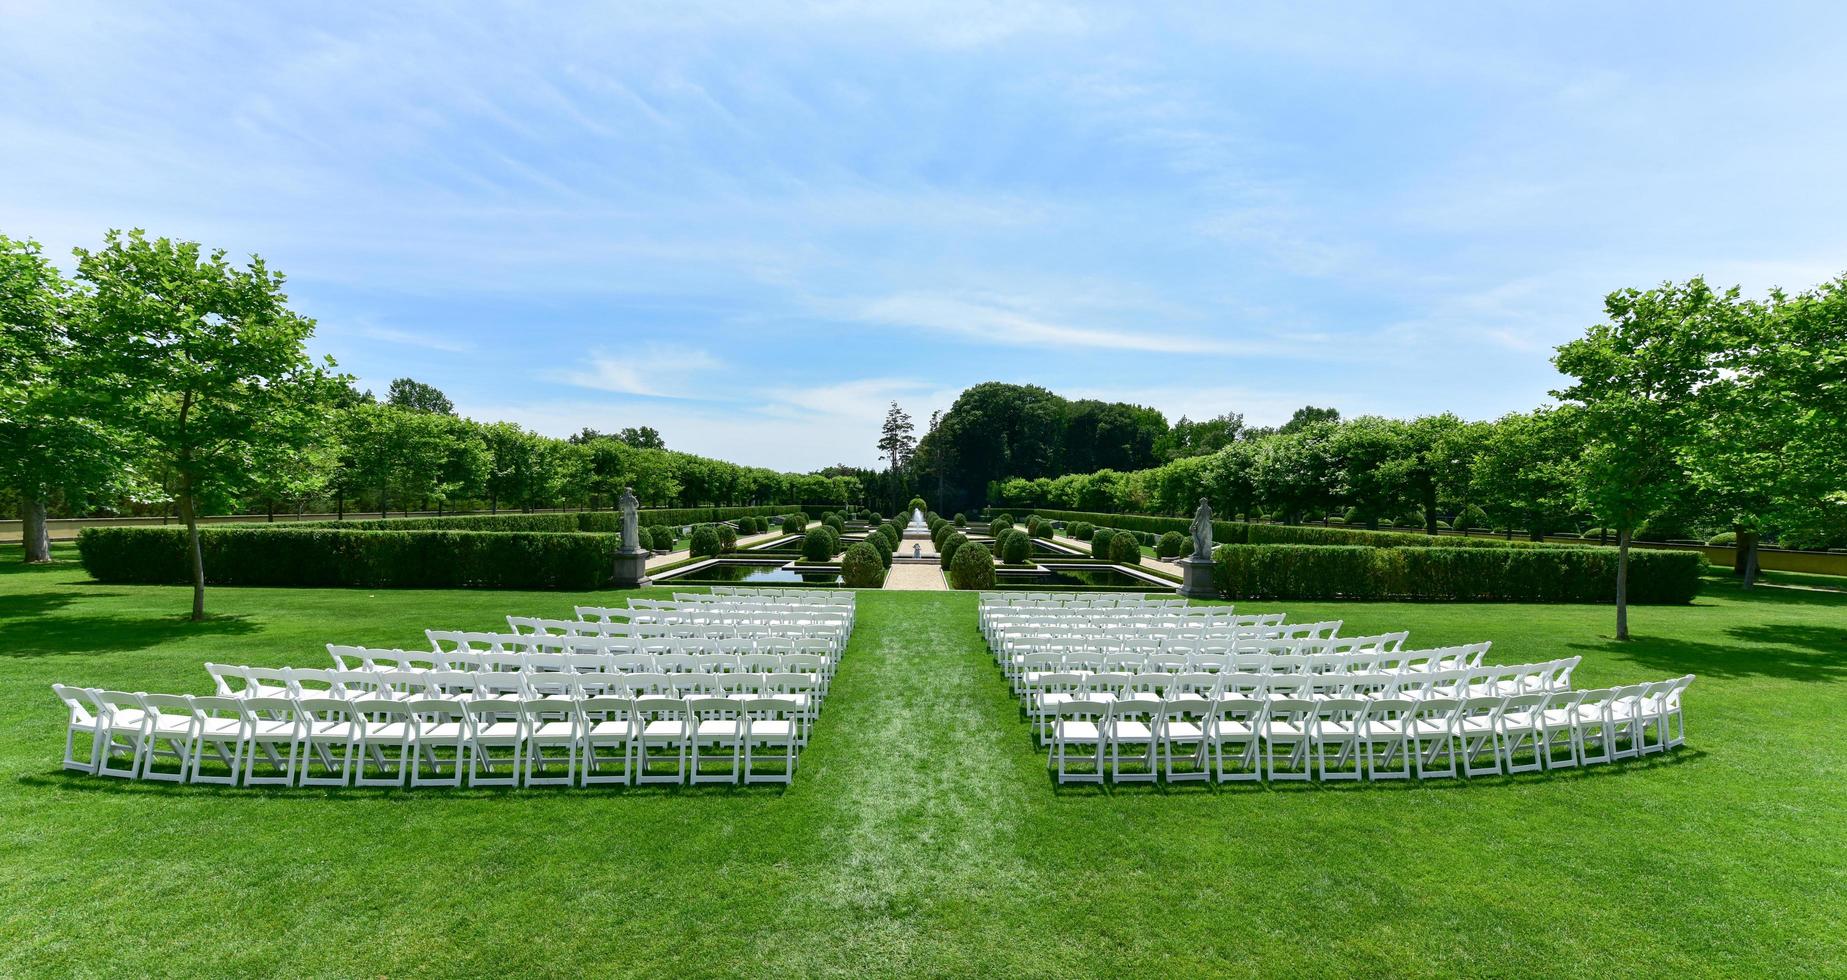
[1573,630,1847,683]
[0,593,260,657]
[1048,748,1707,796]
[19,770,793,799]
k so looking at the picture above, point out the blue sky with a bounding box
[4,1,1845,470]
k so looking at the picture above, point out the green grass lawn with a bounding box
[2,544,1844,976]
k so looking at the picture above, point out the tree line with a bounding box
[0,230,855,617]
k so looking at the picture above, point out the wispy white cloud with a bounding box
[546,345,725,399]
[857,292,1239,355]
[337,319,475,354]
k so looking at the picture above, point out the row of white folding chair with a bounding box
[499,618,846,642]
[991,620,1345,654]
[202,667,824,736]
[427,631,843,661]
[54,686,803,787]
[1005,643,1487,684]
[979,592,1189,608]
[1019,661,1580,723]
[1044,677,1693,784]
[622,611,853,631]
[666,592,855,625]
[991,628,1340,666]
[333,646,832,678]
[615,598,854,620]
[981,612,1281,645]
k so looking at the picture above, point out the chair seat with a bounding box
[1055,721,1101,742]
[750,720,796,740]
[249,720,297,739]
[696,720,742,738]
[420,722,466,740]
[1161,721,1205,740]
[358,722,412,740]
[642,720,689,738]
[1112,721,1153,742]
[474,722,522,741]
[529,721,576,740]
[198,719,244,737]
[586,721,633,738]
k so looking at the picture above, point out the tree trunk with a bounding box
[1732,523,1748,578]
[21,493,51,563]
[1739,529,1761,589]
[178,489,207,621]
[337,491,344,520]
[1615,527,1631,641]
[1423,485,1438,536]
[267,499,275,522]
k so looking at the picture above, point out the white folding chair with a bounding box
[1262,698,1314,781]
[298,697,360,787]
[634,697,692,785]
[351,699,414,787]
[93,690,150,780]
[137,693,199,783]
[689,696,743,785]
[186,696,248,785]
[1210,696,1264,782]
[1156,697,1213,783]
[743,697,800,784]
[51,684,104,774]
[1312,698,1365,781]
[408,698,468,787]
[240,696,305,787]
[1408,697,1460,779]
[463,698,524,787]
[578,696,635,786]
[1049,700,1108,785]
[521,700,580,787]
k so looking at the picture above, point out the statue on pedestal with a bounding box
[619,487,641,553]
[1189,497,1214,560]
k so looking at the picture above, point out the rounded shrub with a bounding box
[1157,530,1186,559]
[783,513,807,535]
[648,525,675,550]
[953,513,966,527]
[908,496,928,515]
[1110,532,1143,565]
[840,542,885,588]
[1581,528,1608,540]
[948,541,995,590]
[1070,521,1094,541]
[1091,527,1117,559]
[1325,516,1347,525]
[823,514,845,536]
[689,525,722,558]
[801,527,836,562]
[999,528,1031,564]
[990,513,1012,531]
[940,532,967,569]
[1707,531,1737,547]
[867,511,882,524]
[716,523,738,552]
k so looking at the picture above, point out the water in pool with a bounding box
[996,566,1163,589]
[671,562,842,585]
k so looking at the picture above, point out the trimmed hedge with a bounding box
[1025,508,1582,551]
[689,526,722,558]
[840,542,886,588]
[940,532,967,569]
[948,541,995,590]
[647,525,675,550]
[1211,544,1705,603]
[801,527,837,562]
[1156,531,1186,559]
[998,529,1031,564]
[288,505,791,535]
[1090,527,1117,559]
[1110,533,1142,565]
[77,526,621,590]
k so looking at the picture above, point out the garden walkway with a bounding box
[881,563,948,590]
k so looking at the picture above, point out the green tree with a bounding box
[385,377,455,415]
[1155,412,1243,462]
[1684,279,1846,582]
[75,229,339,619]
[615,425,665,450]
[0,234,142,561]
[1554,279,1724,639]
[1279,405,1340,435]
[1470,409,1581,541]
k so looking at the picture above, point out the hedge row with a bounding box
[1021,508,1577,550]
[283,505,790,534]
[78,527,624,590]
[1211,545,1704,603]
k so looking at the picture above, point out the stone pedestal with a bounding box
[1176,556,1218,600]
[612,549,652,589]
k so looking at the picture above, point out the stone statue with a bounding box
[1189,497,1213,560]
[618,486,640,552]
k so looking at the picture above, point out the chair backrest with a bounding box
[241,696,302,733]
[51,684,99,723]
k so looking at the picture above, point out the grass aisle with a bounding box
[1,545,1844,975]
